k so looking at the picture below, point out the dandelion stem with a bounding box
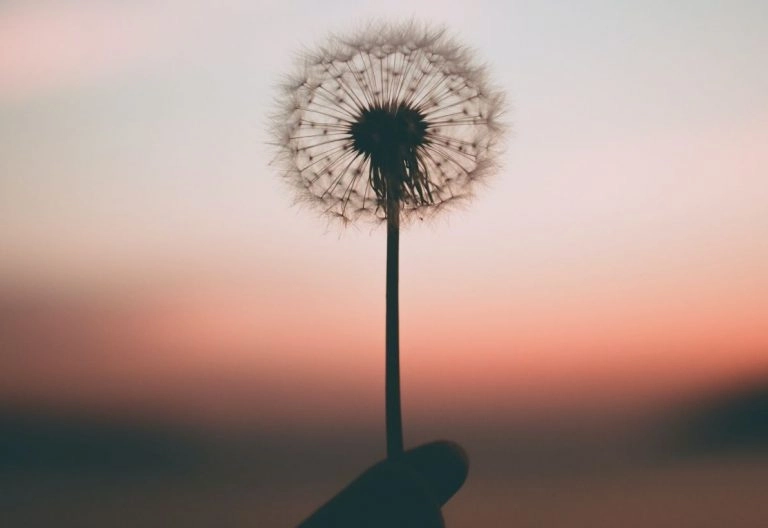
[385,189,403,459]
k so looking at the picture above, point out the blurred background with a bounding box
[1,1,767,526]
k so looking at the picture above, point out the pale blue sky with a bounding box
[1,0,767,292]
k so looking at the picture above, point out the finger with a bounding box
[401,440,469,506]
[298,440,468,528]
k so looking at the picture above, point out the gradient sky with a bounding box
[1,0,767,429]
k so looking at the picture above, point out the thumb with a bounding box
[298,440,468,528]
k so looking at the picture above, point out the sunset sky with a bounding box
[2,0,767,433]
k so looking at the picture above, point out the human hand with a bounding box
[299,441,468,528]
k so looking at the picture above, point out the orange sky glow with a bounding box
[1,1,767,432]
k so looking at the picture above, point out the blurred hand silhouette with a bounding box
[299,441,468,528]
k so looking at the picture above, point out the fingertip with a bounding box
[402,440,469,506]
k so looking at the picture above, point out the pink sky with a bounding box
[1,1,767,429]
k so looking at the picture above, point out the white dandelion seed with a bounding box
[272,21,506,225]
[270,21,507,460]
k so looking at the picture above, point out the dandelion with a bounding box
[272,21,506,459]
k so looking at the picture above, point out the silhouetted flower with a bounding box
[272,21,505,224]
[271,21,507,460]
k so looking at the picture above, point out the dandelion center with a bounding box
[350,104,428,163]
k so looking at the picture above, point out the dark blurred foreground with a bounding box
[2,382,767,527]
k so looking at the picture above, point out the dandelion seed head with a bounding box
[272,21,506,225]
